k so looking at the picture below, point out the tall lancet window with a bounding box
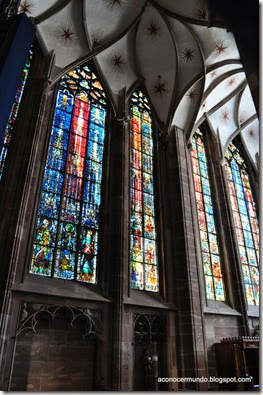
[0,49,33,180]
[190,129,225,301]
[130,91,158,292]
[30,65,107,283]
[225,143,259,305]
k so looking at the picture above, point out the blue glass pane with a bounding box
[82,203,99,228]
[143,193,155,217]
[42,169,63,194]
[90,106,106,126]
[47,148,67,171]
[83,181,101,205]
[198,151,206,162]
[89,122,105,145]
[58,222,77,251]
[54,109,72,130]
[57,90,74,113]
[85,160,102,183]
[141,122,151,138]
[38,192,61,218]
[87,139,104,163]
[50,127,69,151]
[142,154,153,174]
[61,197,80,223]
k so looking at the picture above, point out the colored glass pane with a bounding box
[191,129,225,301]
[0,49,33,180]
[225,143,259,305]
[130,91,158,292]
[30,65,107,283]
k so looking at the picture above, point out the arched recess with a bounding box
[10,304,101,391]
[28,62,111,286]
[189,127,225,302]
[129,89,160,293]
[224,141,259,307]
[0,48,33,181]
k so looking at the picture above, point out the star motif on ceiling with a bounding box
[227,77,236,87]
[103,0,125,11]
[248,129,255,137]
[201,101,207,109]
[181,48,195,62]
[91,33,103,48]
[196,7,207,20]
[210,70,217,78]
[214,41,229,56]
[222,110,230,122]
[18,1,32,13]
[153,76,167,96]
[110,51,126,71]
[186,89,198,102]
[55,24,76,47]
[144,19,161,41]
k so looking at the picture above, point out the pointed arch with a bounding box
[129,90,159,292]
[0,48,33,181]
[190,128,225,301]
[30,64,108,283]
[225,142,259,305]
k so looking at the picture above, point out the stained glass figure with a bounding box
[191,129,225,301]
[225,143,259,305]
[130,91,158,292]
[30,66,107,283]
[0,49,33,180]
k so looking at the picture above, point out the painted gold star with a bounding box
[210,70,217,78]
[182,48,195,62]
[19,1,31,13]
[154,78,166,96]
[196,7,207,20]
[111,52,125,69]
[214,41,229,55]
[227,77,235,87]
[144,19,161,41]
[222,110,229,121]
[91,33,102,48]
[103,0,125,10]
[248,129,255,136]
[61,28,74,41]
[186,89,197,102]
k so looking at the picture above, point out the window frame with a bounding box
[128,89,164,296]
[26,63,111,289]
[224,137,259,308]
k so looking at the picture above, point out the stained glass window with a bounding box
[190,129,225,301]
[225,143,259,305]
[30,65,107,283]
[0,49,33,180]
[130,91,158,292]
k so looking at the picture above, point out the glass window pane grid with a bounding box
[191,131,225,301]
[0,50,33,180]
[225,145,259,305]
[130,94,158,293]
[30,66,107,284]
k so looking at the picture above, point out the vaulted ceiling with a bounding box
[18,0,259,168]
